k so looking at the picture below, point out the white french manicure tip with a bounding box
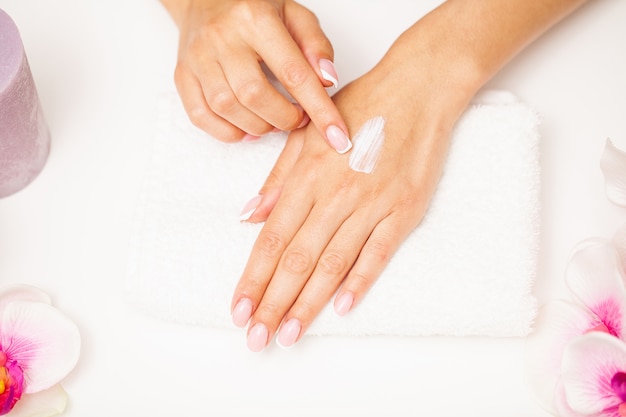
[239,195,263,222]
[320,68,338,88]
[239,208,256,222]
[275,336,294,351]
[338,140,352,155]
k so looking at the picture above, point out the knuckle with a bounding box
[318,251,348,276]
[294,299,316,319]
[349,272,372,293]
[187,107,240,142]
[187,106,210,129]
[239,274,264,295]
[256,301,281,318]
[282,248,312,274]
[336,175,358,196]
[235,78,266,107]
[257,230,285,259]
[280,61,310,90]
[207,89,238,115]
[366,239,392,263]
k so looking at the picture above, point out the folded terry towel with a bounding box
[125,90,540,337]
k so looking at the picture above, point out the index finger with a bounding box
[248,15,352,154]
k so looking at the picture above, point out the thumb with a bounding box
[241,130,305,223]
[283,1,338,88]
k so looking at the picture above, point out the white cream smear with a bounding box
[348,116,386,174]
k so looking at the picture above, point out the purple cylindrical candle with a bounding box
[0,8,50,198]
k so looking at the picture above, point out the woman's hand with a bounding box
[230,35,479,351]
[229,0,587,351]
[161,0,352,152]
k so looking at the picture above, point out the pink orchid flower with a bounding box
[526,225,626,415]
[0,285,80,416]
[556,332,626,417]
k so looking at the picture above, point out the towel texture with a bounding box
[125,90,540,337]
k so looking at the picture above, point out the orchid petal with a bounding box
[613,223,626,272]
[0,301,80,393]
[554,379,588,417]
[561,332,626,415]
[0,286,51,313]
[601,138,626,207]
[7,384,67,417]
[525,300,602,413]
[565,239,626,339]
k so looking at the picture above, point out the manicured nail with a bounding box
[242,134,261,142]
[297,113,310,129]
[232,298,253,328]
[276,318,301,349]
[247,323,269,352]
[334,292,354,317]
[319,58,338,88]
[326,125,352,154]
[239,195,262,222]
[291,104,310,130]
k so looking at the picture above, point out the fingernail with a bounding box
[326,125,352,154]
[232,298,253,327]
[292,104,310,129]
[239,195,262,222]
[334,292,354,317]
[247,323,269,352]
[242,134,261,142]
[319,58,338,88]
[276,318,301,349]
[297,113,310,129]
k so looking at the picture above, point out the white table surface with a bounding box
[1,1,625,416]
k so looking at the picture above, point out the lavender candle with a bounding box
[0,9,50,198]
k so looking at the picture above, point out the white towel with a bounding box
[125,90,540,337]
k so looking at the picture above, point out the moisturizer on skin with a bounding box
[349,116,386,174]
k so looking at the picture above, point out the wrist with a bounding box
[370,32,483,130]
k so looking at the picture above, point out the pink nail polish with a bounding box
[318,58,338,88]
[277,318,301,349]
[232,298,253,327]
[334,292,354,317]
[240,195,262,222]
[297,113,310,129]
[247,323,269,352]
[326,125,352,154]
[291,103,309,130]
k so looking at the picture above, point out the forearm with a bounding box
[381,0,587,103]
[444,0,584,83]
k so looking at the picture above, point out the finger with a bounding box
[174,64,244,142]
[275,208,377,348]
[248,13,352,154]
[333,211,418,317]
[244,196,353,351]
[230,175,315,331]
[283,1,338,88]
[220,54,306,132]
[195,59,277,137]
[241,130,306,223]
